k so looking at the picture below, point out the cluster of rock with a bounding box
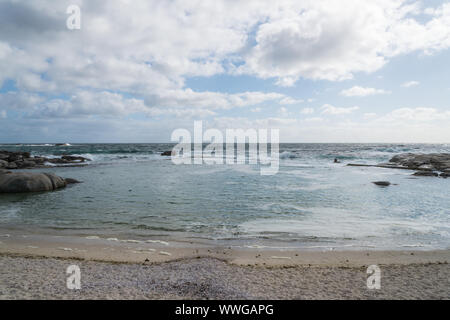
[388,153,450,178]
[0,151,90,170]
[0,170,80,193]
[349,153,450,180]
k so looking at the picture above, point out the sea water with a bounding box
[0,143,449,250]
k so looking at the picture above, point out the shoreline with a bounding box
[1,230,449,267]
[1,231,449,299]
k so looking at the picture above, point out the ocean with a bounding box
[0,143,449,250]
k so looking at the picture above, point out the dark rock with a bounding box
[0,172,67,193]
[372,181,391,187]
[161,151,175,156]
[46,158,66,164]
[32,157,47,164]
[65,178,82,184]
[5,162,17,169]
[389,153,450,172]
[61,155,90,162]
[0,151,90,169]
[16,160,36,169]
[412,171,439,177]
[439,172,450,178]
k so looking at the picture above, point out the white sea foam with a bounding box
[122,239,142,243]
[146,240,169,246]
[270,256,292,260]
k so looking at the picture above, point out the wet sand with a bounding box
[0,231,449,299]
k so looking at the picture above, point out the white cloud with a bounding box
[1,0,450,99]
[379,107,450,122]
[208,107,450,143]
[241,1,450,85]
[280,97,303,105]
[278,107,289,117]
[300,107,314,115]
[274,76,299,87]
[321,104,359,115]
[340,86,391,97]
[363,113,377,119]
[401,81,420,88]
[1,1,450,142]
[303,117,323,122]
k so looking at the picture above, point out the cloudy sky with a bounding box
[1,0,450,143]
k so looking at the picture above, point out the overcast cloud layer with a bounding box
[1,0,450,142]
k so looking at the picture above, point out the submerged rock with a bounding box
[372,181,391,187]
[412,171,439,177]
[65,178,82,184]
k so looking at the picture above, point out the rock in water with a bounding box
[372,181,391,187]
[0,150,91,169]
[389,153,450,171]
[61,155,90,162]
[0,172,68,193]
[161,151,174,156]
[412,171,439,177]
[65,178,82,184]
[440,172,450,178]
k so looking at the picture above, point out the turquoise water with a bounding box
[0,143,449,250]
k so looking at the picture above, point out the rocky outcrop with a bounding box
[372,181,391,187]
[65,178,82,184]
[389,153,450,172]
[348,153,450,178]
[412,171,439,177]
[0,150,90,170]
[0,171,69,193]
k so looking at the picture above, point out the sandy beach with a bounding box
[0,231,448,299]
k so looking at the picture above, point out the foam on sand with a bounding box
[146,240,169,246]
[86,236,101,240]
